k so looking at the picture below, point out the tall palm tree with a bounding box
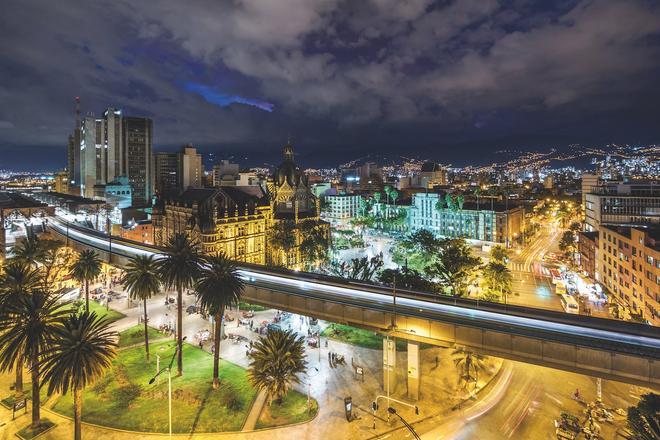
[70,250,102,311]
[452,347,487,390]
[195,254,244,388]
[122,255,161,360]
[41,312,117,440]
[0,262,40,395]
[157,233,200,376]
[0,290,69,428]
[12,235,43,268]
[483,261,513,304]
[248,329,307,405]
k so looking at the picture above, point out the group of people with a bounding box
[328,351,345,368]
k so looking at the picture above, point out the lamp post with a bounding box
[387,407,421,440]
[305,367,319,413]
[148,336,186,439]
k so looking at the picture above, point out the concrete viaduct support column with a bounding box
[407,341,420,400]
[383,337,397,394]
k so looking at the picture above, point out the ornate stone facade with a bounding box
[153,186,271,264]
[266,144,329,269]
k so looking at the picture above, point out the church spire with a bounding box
[283,141,294,161]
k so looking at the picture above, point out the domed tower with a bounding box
[271,142,313,218]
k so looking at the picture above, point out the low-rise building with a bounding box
[152,186,270,264]
[578,231,598,279]
[324,193,362,220]
[597,225,660,325]
[409,192,524,245]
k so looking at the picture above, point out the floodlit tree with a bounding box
[298,220,329,270]
[70,249,102,311]
[328,254,384,282]
[0,290,69,428]
[195,254,244,389]
[482,261,513,303]
[489,245,509,264]
[157,233,201,376]
[0,262,40,395]
[267,221,297,266]
[122,254,161,360]
[41,312,117,440]
[378,267,434,292]
[452,347,488,390]
[426,238,481,297]
[248,329,307,405]
[627,393,660,440]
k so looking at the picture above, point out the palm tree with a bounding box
[157,232,200,376]
[0,290,70,428]
[70,250,102,311]
[122,255,161,360]
[248,329,307,405]
[12,235,43,268]
[482,261,513,303]
[0,262,40,395]
[195,254,244,389]
[41,312,117,440]
[489,245,509,264]
[452,347,487,390]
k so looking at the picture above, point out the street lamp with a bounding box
[148,336,186,439]
[305,367,320,413]
[387,407,421,440]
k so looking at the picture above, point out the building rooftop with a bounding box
[0,192,51,210]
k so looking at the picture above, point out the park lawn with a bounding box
[237,301,269,312]
[51,340,257,433]
[322,323,407,351]
[255,391,318,429]
[118,325,164,348]
[88,300,125,323]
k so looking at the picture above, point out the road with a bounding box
[507,227,563,311]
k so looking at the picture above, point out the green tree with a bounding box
[0,290,70,428]
[452,347,488,390]
[195,254,244,389]
[489,245,509,263]
[426,238,481,297]
[0,262,40,395]
[627,393,660,440]
[41,312,117,440]
[267,221,297,266]
[12,235,44,268]
[157,233,201,376]
[378,267,434,292]
[328,254,384,281]
[482,261,513,303]
[298,220,329,270]
[248,329,307,405]
[70,249,102,312]
[559,230,576,257]
[391,229,441,272]
[122,255,161,360]
[390,189,399,206]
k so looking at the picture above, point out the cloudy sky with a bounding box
[1,0,660,169]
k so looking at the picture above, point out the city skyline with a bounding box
[2,0,660,170]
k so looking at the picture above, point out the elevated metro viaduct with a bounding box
[47,218,660,398]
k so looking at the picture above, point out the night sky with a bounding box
[1,0,660,170]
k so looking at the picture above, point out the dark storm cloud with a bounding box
[1,0,659,167]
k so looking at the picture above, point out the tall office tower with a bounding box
[122,117,153,207]
[80,115,104,198]
[104,108,123,183]
[180,144,203,190]
[154,151,180,196]
[67,97,82,195]
[154,145,203,196]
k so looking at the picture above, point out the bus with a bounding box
[560,294,579,314]
[555,281,567,295]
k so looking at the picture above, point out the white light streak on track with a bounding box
[49,219,660,353]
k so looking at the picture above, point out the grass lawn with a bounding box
[16,419,56,440]
[51,340,256,433]
[88,300,125,323]
[321,323,408,351]
[255,391,318,429]
[118,325,164,348]
[237,301,269,312]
